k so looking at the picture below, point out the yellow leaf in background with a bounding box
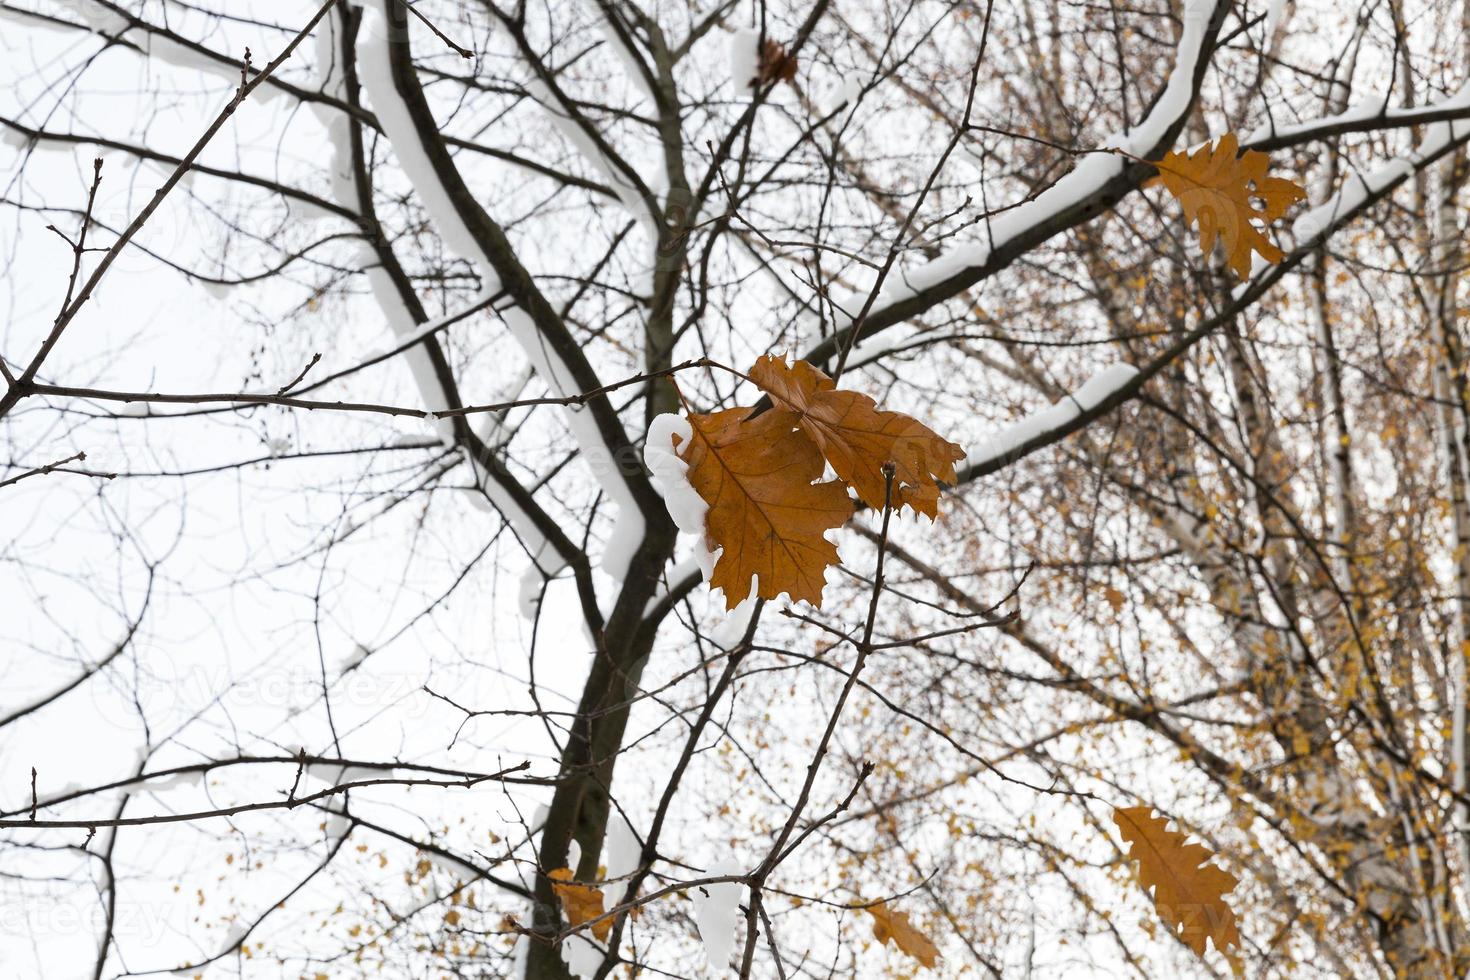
[1104,586,1126,612]
[1148,133,1305,277]
[863,900,940,968]
[1113,806,1242,972]
[548,867,611,941]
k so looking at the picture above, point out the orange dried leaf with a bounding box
[1113,806,1242,971]
[1148,132,1305,277]
[678,405,852,609]
[755,40,798,86]
[864,900,940,968]
[548,867,611,942]
[748,355,966,518]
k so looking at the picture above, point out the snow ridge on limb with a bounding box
[1289,81,1470,251]
[525,77,658,229]
[968,364,1139,471]
[692,861,745,970]
[47,0,287,99]
[1244,79,1470,152]
[953,106,1470,490]
[644,414,715,582]
[804,0,1230,367]
[305,2,579,614]
[354,1,650,589]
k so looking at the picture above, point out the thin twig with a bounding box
[0,451,110,489]
[276,352,322,395]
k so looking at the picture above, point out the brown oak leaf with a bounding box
[754,39,798,87]
[548,867,611,941]
[677,405,853,609]
[1113,806,1242,972]
[1147,132,1305,277]
[863,900,940,968]
[748,354,966,518]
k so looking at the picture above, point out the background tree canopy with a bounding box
[4,0,1470,976]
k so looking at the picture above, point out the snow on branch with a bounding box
[1246,83,1470,151]
[969,364,1140,471]
[1288,80,1470,249]
[596,14,656,105]
[352,2,646,590]
[42,0,285,99]
[828,0,1225,351]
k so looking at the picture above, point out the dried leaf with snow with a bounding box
[662,355,965,608]
[676,405,852,609]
